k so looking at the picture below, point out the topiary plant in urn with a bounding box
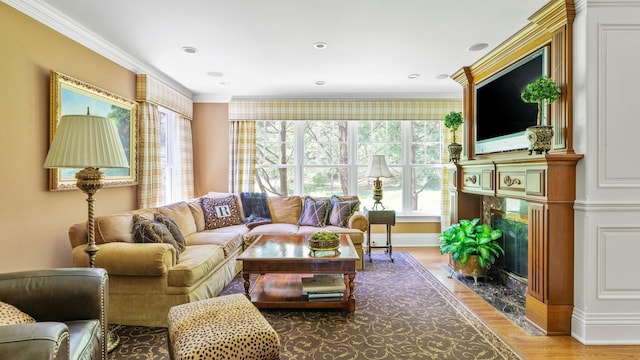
[444,111,463,162]
[521,76,561,155]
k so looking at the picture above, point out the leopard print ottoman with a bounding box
[167,293,280,360]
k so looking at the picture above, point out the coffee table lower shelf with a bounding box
[244,273,355,312]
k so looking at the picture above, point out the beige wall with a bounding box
[0,4,136,272]
[192,103,229,196]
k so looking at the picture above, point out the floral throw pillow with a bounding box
[201,195,244,229]
[328,195,360,227]
[0,301,36,326]
[298,197,331,227]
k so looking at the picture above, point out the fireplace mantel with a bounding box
[448,0,581,334]
[451,153,582,334]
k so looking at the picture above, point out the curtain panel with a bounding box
[137,102,163,208]
[177,114,195,200]
[229,121,256,193]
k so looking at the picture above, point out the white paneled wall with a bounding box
[572,0,640,344]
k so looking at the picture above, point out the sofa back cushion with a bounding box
[158,201,198,237]
[93,208,156,244]
[268,196,302,224]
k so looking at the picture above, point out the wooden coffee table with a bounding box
[238,234,359,312]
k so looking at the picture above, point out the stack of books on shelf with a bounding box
[302,274,346,301]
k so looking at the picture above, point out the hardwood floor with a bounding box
[400,247,640,360]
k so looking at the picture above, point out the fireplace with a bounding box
[483,197,529,295]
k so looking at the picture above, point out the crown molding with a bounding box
[2,0,193,98]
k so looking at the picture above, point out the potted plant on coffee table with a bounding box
[439,218,504,284]
[444,111,463,162]
[521,76,561,155]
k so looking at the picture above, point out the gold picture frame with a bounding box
[49,70,138,191]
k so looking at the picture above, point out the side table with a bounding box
[363,208,396,263]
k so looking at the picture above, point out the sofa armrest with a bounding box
[72,242,176,276]
[0,322,69,360]
[348,213,369,232]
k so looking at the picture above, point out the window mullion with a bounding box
[294,122,304,195]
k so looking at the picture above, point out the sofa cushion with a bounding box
[168,245,226,287]
[268,196,302,224]
[159,202,197,237]
[298,197,330,227]
[186,231,244,257]
[328,195,360,227]
[245,223,299,239]
[94,208,156,244]
[201,195,244,230]
[154,213,187,253]
[188,199,206,232]
[0,301,35,326]
[132,215,183,259]
[240,192,272,229]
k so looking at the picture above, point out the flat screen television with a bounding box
[474,47,548,155]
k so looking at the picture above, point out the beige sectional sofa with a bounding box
[68,194,367,327]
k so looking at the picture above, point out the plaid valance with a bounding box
[228,99,462,121]
[136,74,193,119]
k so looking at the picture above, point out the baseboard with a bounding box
[572,308,640,344]
[366,233,439,248]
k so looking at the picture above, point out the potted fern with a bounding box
[521,76,561,154]
[444,111,463,162]
[439,218,504,283]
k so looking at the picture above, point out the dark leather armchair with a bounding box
[0,268,108,360]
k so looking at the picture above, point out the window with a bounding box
[255,120,443,216]
[158,106,182,204]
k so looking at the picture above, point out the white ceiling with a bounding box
[6,0,549,102]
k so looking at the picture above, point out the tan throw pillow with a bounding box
[0,301,35,326]
[268,196,302,224]
[201,195,244,229]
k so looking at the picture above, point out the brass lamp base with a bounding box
[372,177,385,210]
[75,167,119,353]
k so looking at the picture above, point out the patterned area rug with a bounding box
[108,252,521,359]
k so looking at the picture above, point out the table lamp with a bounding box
[365,154,392,210]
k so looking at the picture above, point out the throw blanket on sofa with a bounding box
[240,192,273,229]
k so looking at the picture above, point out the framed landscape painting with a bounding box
[49,70,138,191]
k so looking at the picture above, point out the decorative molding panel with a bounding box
[597,226,640,299]
[598,24,640,187]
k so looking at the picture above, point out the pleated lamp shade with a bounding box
[44,114,129,169]
[365,155,392,178]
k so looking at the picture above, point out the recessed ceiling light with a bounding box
[408,74,420,79]
[315,81,325,86]
[181,46,198,54]
[207,71,224,77]
[314,42,328,50]
[467,43,489,52]
[435,74,450,80]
